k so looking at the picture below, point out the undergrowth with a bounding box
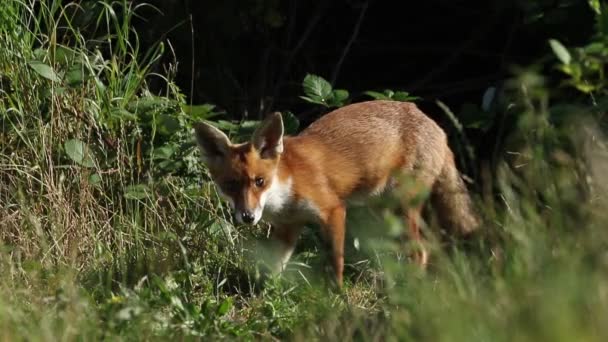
[1,0,608,340]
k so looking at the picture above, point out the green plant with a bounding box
[549,2,608,95]
[300,73,350,108]
[1,0,608,340]
[363,89,420,102]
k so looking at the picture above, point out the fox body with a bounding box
[195,100,479,287]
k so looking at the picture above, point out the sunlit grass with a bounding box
[1,0,608,340]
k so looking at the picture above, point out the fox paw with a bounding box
[410,248,429,268]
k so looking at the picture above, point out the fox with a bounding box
[194,100,479,288]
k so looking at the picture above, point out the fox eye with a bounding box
[254,177,265,187]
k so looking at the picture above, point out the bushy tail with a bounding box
[431,150,480,235]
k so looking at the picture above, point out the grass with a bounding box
[2,0,608,340]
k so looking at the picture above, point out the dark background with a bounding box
[133,0,593,124]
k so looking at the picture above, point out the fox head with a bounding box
[194,112,285,225]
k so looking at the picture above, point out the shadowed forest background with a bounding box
[1,0,608,340]
[135,0,597,164]
[135,0,593,115]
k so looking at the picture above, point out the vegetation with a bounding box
[1,0,607,340]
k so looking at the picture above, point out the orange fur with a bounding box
[195,100,480,287]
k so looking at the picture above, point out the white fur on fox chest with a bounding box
[262,176,321,225]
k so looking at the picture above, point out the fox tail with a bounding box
[431,150,480,235]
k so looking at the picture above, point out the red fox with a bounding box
[194,100,479,287]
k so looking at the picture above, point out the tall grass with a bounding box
[1,0,608,340]
[0,0,256,339]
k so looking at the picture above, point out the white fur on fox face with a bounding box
[255,174,292,222]
[252,175,292,224]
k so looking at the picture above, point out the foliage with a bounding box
[363,89,420,102]
[1,0,608,341]
[300,73,420,108]
[549,2,608,94]
[300,73,350,108]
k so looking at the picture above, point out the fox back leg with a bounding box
[399,147,480,266]
[396,135,450,266]
[398,171,441,267]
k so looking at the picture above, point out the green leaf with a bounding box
[208,218,233,238]
[52,46,78,65]
[299,95,328,107]
[558,63,582,78]
[364,89,419,102]
[182,103,219,120]
[573,82,596,93]
[47,87,66,96]
[93,76,106,91]
[549,39,571,65]
[124,184,150,200]
[214,120,240,131]
[363,90,390,100]
[64,63,90,87]
[64,68,84,86]
[64,139,95,168]
[154,145,176,160]
[217,297,233,316]
[583,42,606,54]
[331,89,349,106]
[238,120,261,131]
[301,74,333,105]
[33,49,46,61]
[109,108,138,122]
[156,115,180,136]
[129,96,174,114]
[170,295,185,312]
[88,173,102,186]
[589,0,601,15]
[28,61,60,82]
[232,120,261,141]
[392,91,420,102]
[282,111,300,135]
[157,160,183,172]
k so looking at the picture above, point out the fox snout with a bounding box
[238,210,255,224]
[229,189,265,225]
[234,202,264,225]
[215,188,263,225]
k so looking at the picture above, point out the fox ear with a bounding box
[252,112,284,159]
[193,122,231,165]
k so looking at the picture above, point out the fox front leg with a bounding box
[320,204,346,288]
[268,225,303,274]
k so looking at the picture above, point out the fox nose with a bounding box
[241,211,255,224]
